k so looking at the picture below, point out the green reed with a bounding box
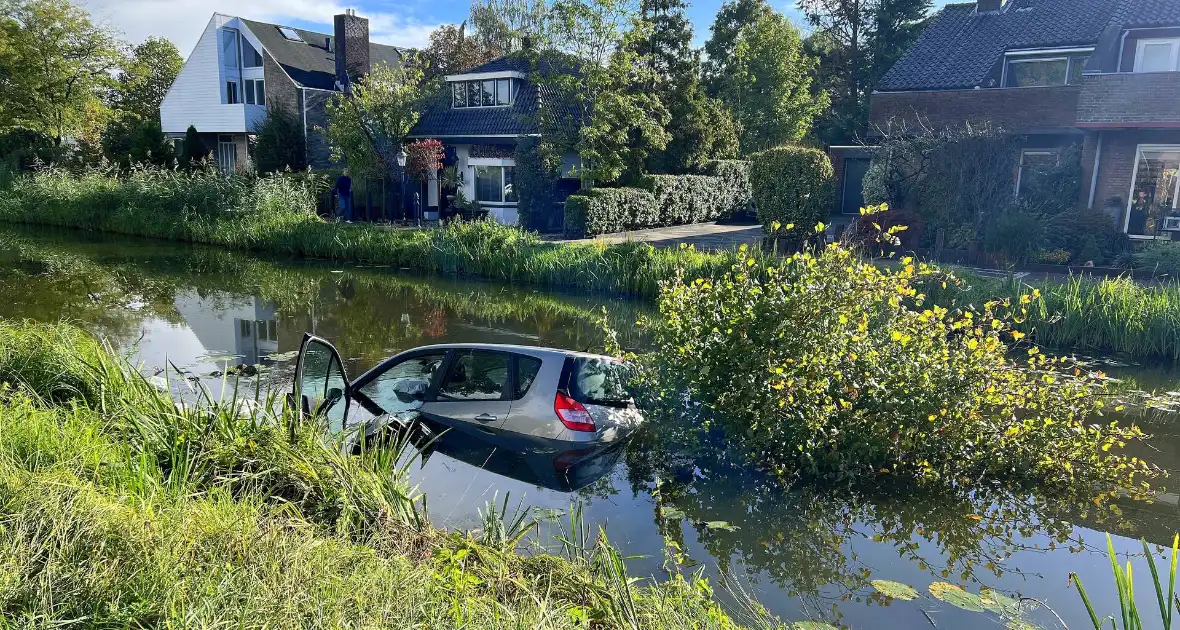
[1072,534,1179,630]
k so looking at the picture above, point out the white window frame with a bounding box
[220,29,239,68]
[244,78,265,106]
[1123,144,1180,238]
[241,37,263,69]
[1014,149,1059,200]
[225,80,239,104]
[451,79,515,109]
[1000,47,1093,87]
[217,135,237,174]
[1134,38,1180,73]
[471,159,518,205]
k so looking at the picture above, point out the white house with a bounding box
[160,10,402,172]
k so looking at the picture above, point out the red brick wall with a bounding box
[1085,130,1180,217]
[869,86,1081,134]
[1077,73,1180,126]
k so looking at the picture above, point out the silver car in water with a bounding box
[291,335,644,444]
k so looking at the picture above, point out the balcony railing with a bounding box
[1077,72,1180,126]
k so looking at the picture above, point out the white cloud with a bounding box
[81,0,443,53]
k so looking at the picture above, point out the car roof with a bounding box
[403,343,618,361]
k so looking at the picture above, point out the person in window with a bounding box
[335,169,353,222]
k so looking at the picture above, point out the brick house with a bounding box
[862,0,1180,239]
[161,11,402,172]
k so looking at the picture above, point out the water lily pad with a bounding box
[1004,621,1043,630]
[698,520,740,531]
[660,506,685,520]
[871,579,919,601]
[980,587,1022,616]
[264,350,299,361]
[793,622,840,630]
[928,582,985,612]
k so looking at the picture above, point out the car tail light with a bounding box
[555,391,596,432]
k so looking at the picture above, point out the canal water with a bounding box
[2,225,1178,630]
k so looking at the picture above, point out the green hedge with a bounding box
[749,146,833,233]
[641,174,726,226]
[703,160,753,220]
[563,187,657,238]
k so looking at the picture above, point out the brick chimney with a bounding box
[977,0,1003,12]
[334,9,370,92]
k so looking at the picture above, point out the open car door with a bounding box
[289,334,351,432]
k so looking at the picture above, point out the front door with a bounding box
[217,135,237,174]
[842,158,870,215]
[421,348,514,432]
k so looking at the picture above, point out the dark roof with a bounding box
[877,0,1118,91]
[241,18,402,90]
[411,54,579,137]
[1111,0,1180,28]
[409,79,546,137]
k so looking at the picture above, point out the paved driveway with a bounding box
[551,222,764,251]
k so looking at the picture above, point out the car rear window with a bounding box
[571,358,632,406]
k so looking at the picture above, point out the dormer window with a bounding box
[1135,39,1180,73]
[452,78,515,108]
[1002,48,1092,87]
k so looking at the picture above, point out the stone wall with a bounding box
[869,86,1081,134]
[1077,73,1180,126]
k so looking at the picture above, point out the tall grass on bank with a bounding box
[0,165,733,298]
[928,273,1180,363]
[0,319,780,629]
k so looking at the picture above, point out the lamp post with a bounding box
[395,147,408,225]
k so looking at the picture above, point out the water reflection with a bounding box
[2,225,1179,630]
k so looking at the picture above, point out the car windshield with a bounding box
[571,358,632,406]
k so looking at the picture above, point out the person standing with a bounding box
[335,168,353,222]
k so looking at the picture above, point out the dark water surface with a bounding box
[2,225,1179,630]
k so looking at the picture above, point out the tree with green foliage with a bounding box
[252,108,306,173]
[101,36,183,166]
[717,11,827,153]
[182,125,207,165]
[625,0,738,173]
[542,0,669,185]
[799,0,930,144]
[0,0,122,146]
[323,60,428,179]
[702,0,772,94]
[514,135,563,230]
[419,23,499,79]
[469,0,553,55]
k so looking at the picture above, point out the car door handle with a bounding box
[474,413,497,422]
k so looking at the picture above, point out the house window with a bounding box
[225,80,239,104]
[278,27,303,42]
[474,165,517,203]
[1003,52,1091,87]
[1125,146,1180,237]
[220,29,239,68]
[451,79,516,109]
[242,38,263,68]
[1015,149,1059,200]
[1135,38,1180,73]
[244,79,265,105]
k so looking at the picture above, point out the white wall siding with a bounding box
[161,15,261,134]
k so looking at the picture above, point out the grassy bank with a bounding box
[0,320,780,629]
[7,167,1180,364]
[0,166,731,299]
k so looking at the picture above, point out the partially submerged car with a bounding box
[290,335,644,445]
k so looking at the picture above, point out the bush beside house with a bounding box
[749,146,833,234]
[564,188,658,238]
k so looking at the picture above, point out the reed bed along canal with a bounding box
[3,224,1180,630]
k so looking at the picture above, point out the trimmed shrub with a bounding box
[703,159,753,221]
[640,174,726,226]
[1042,209,1127,265]
[563,188,657,238]
[749,146,833,234]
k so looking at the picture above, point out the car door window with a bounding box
[357,352,447,414]
[438,350,510,401]
[294,337,349,428]
[515,355,543,399]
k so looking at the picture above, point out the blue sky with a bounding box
[82,0,954,55]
